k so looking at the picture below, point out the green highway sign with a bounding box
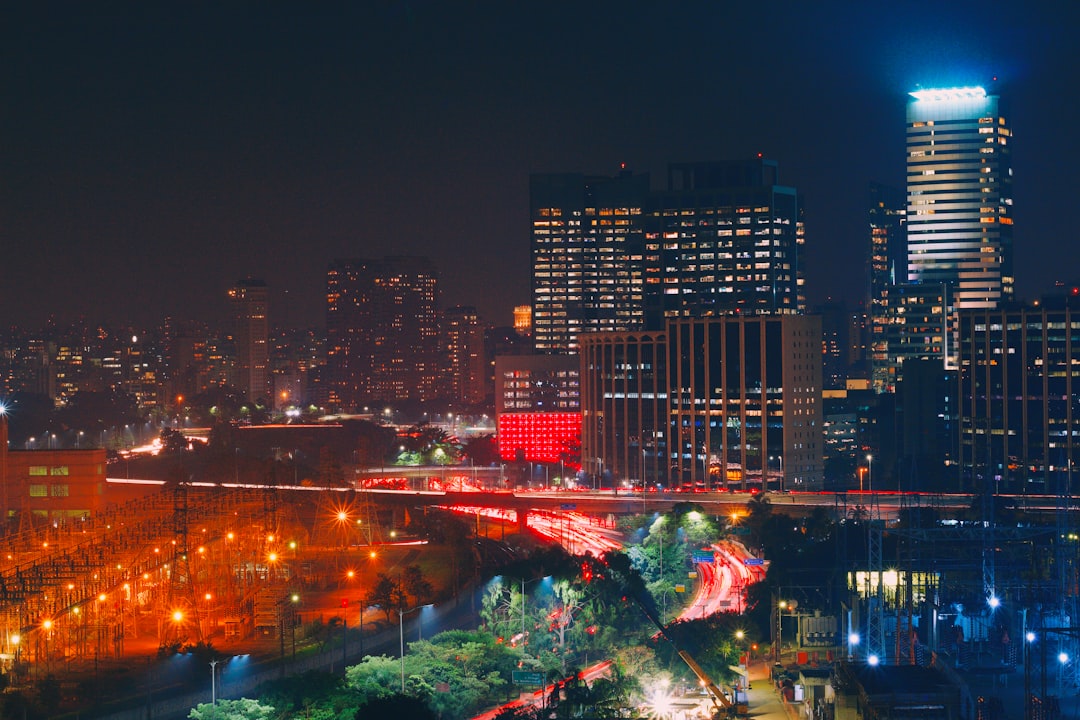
[513,671,545,685]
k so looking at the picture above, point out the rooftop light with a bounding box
[910,87,987,102]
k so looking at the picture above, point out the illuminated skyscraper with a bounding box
[646,158,803,323]
[530,170,649,354]
[868,182,907,392]
[227,278,270,404]
[443,305,486,406]
[325,256,439,409]
[906,86,1013,309]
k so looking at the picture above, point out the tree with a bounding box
[402,565,435,606]
[463,434,499,467]
[369,573,408,622]
[188,698,276,720]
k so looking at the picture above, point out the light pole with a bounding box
[399,605,432,692]
[1024,629,1034,720]
[641,447,648,513]
[701,447,708,490]
[866,454,873,494]
[209,658,219,707]
[775,599,787,663]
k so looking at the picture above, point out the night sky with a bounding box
[3,1,1077,331]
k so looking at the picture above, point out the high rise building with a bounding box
[513,305,532,336]
[227,278,270,404]
[645,158,803,324]
[868,182,907,392]
[958,294,1080,494]
[443,305,486,406]
[578,330,668,487]
[530,170,649,354]
[325,256,439,410]
[880,283,952,395]
[667,314,823,490]
[906,86,1014,308]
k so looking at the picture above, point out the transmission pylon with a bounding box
[866,490,884,663]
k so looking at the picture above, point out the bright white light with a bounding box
[909,87,987,102]
[848,632,860,646]
[1026,631,1036,643]
[647,689,674,718]
[868,654,880,666]
[988,595,1001,609]
[1060,652,1070,665]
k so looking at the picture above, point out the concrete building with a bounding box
[578,330,668,487]
[906,86,1014,310]
[667,315,823,490]
[227,278,270,405]
[1,415,107,523]
[325,256,440,409]
[443,305,486,406]
[645,158,803,324]
[494,355,581,472]
[868,182,907,393]
[530,170,649,354]
[958,296,1080,494]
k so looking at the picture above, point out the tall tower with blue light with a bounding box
[906,86,1014,312]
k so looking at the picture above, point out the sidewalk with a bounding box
[743,660,798,720]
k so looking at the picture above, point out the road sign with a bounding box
[675,584,686,593]
[513,671,545,685]
[692,553,714,563]
[559,503,577,510]
[743,558,764,566]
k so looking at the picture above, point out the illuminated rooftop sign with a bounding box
[909,87,987,102]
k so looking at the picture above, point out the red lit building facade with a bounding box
[494,355,581,471]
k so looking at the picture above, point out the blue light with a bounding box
[867,654,880,666]
[910,87,987,102]
[988,595,1001,609]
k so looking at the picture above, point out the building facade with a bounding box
[227,278,270,404]
[443,305,486,406]
[667,315,823,490]
[645,159,803,325]
[325,256,440,410]
[868,182,907,392]
[494,354,581,471]
[880,283,953,392]
[958,298,1080,495]
[530,171,650,354]
[906,86,1014,310]
[907,86,1015,306]
[578,331,668,488]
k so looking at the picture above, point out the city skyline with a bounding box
[3,2,1077,330]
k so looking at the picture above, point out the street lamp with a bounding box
[399,605,433,692]
[866,454,873,493]
[1024,630,1035,720]
[209,658,219,706]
